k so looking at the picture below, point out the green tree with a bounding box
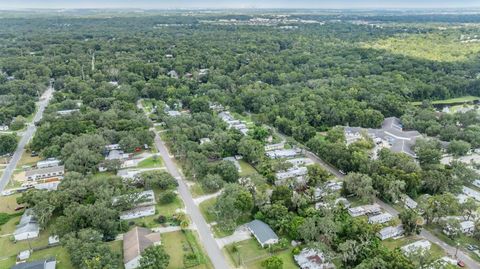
[0,134,17,155]
[238,137,264,164]
[261,256,283,269]
[139,245,170,269]
[399,210,421,236]
[447,140,471,157]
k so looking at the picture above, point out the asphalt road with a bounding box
[304,149,480,269]
[139,101,230,269]
[0,84,54,192]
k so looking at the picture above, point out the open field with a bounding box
[383,235,445,259]
[366,34,480,62]
[224,239,297,269]
[411,95,480,106]
[0,194,22,214]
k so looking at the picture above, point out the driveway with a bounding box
[216,225,251,248]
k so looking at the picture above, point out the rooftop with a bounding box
[123,227,161,264]
[247,220,278,245]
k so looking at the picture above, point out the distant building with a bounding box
[37,158,61,169]
[294,248,335,269]
[348,204,381,217]
[12,258,56,269]
[275,167,308,181]
[167,70,179,79]
[463,186,480,202]
[165,54,174,58]
[25,166,64,181]
[123,227,161,269]
[198,68,209,77]
[247,220,279,247]
[264,142,285,152]
[166,110,182,117]
[286,158,314,167]
[266,149,299,159]
[344,117,422,158]
[106,150,130,161]
[120,206,156,220]
[105,144,121,151]
[377,225,404,240]
[0,124,9,131]
[368,212,393,224]
[56,109,79,116]
[14,209,40,241]
[401,240,431,255]
[117,170,142,181]
[444,220,475,236]
[402,195,418,210]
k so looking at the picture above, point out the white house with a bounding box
[247,220,279,247]
[348,204,381,217]
[368,212,393,224]
[105,144,121,151]
[25,166,65,181]
[294,248,335,269]
[57,109,79,116]
[286,158,314,167]
[377,225,404,240]
[444,220,475,236]
[265,142,285,152]
[106,150,130,161]
[123,227,161,269]
[0,124,9,131]
[266,149,299,159]
[463,186,480,202]
[37,158,61,169]
[115,190,157,220]
[275,167,308,181]
[401,240,431,255]
[14,209,40,241]
[402,195,418,210]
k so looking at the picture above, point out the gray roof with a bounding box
[247,220,278,245]
[344,117,421,157]
[25,166,64,178]
[15,209,40,236]
[12,258,56,269]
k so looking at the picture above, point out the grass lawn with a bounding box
[107,240,124,269]
[0,224,51,259]
[134,191,184,228]
[0,194,22,214]
[224,239,297,269]
[137,156,164,169]
[199,198,217,224]
[16,151,41,168]
[238,160,257,177]
[163,230,212,269]
[411,96,480,106]
[190,183,207,198]
[383,235,445,260]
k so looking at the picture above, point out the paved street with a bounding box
[138,100,230,269]
[0,84,54,192]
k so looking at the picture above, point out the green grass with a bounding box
[199,198,217,224]
[411,95,480,106]
[162,230,212,269]
[0,194,22,214]
[133,189,184,228]
[366,33,480,62]
[383,235,445,260]
[0,223,52,259]
[107,240,124,269]
[425,223,480,261]
[238,160,257,177]
[190,183,207,198]
[137,156,164,169]
[224,239,297,269]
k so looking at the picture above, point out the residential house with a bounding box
[444,220,475,236]
[264,142,285,152]
[377,225,404,240]
[123,227,161,269]
[114,190,157,220]
[167,70,179,79]
[117,170,142,181]
[368,212,393,224]
[37,158,61,169]
[34,180,61,191]
[56,109,79,116]
[286,158,314,167]
[25,166,64,181]
[247,220,279,248]
[166,110,182,117]
[275,167,308,181]
[12,258,56,269]
[294,248,335,269]
[14,209,40,241]
[106,150,130,161]
[265,149,299,159]
[105,144,121,151]
[199,68,209,77]
[348,204,381,217]
[473,179,480,189]
[401,240,431,255]
[402,195,418,210]
[0,124,9,131]
[463,186,480,201]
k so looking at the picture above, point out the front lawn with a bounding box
[238,160,257,177]
[0,193,22,214]
[137,156,164,169]
[224,239,297,269]
[163,230,212,269]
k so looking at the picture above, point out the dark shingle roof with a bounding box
[247,220,278,245]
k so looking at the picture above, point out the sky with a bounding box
[0,0,480,10]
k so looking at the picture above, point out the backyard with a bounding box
[162,230,212,269]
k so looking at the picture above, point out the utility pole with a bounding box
[91,51,95,72]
